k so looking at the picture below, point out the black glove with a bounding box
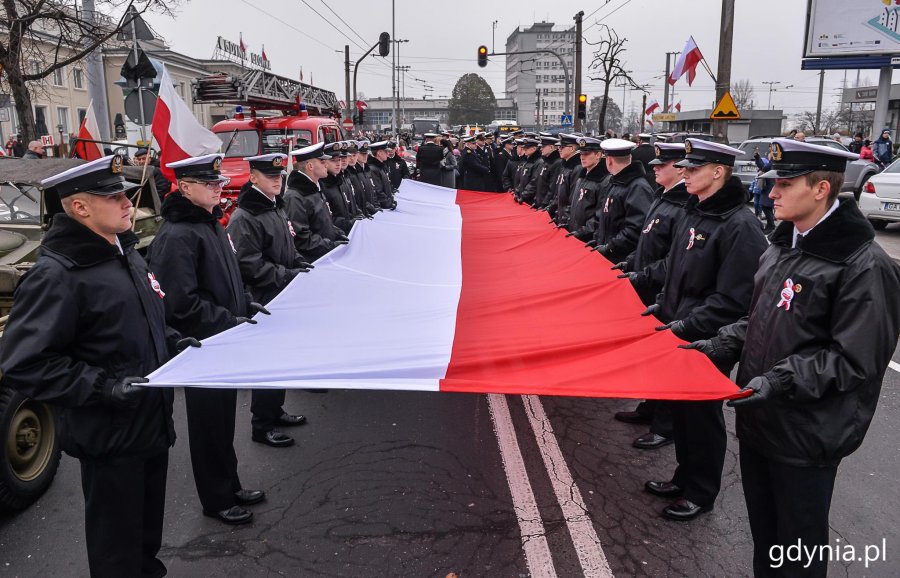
[300,262,314,269]
[655,320,686,339]
[727,376,778,408]
[390,201,398,210]
[594,244,610,257]
[235,316,257,325]
[610,262,628,271]
[640,304,660,317]
[249,302,270,316]
[678,338,731,367]
[104,376,148,410]
[564,231,576,238]
[584,239,597,248]
[175,337,201,351]
[335,239,349,245]
[617,272,639,282]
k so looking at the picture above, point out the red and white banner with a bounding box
[151,65,222,182]
[644,98,660,116]
[72,99,104,161]
[148,181,741,401]
[669,36,703,86]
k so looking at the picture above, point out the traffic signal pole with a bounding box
[574,11,584,132]
[483,49,571,121]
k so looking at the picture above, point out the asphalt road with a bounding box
[1,219,898,577]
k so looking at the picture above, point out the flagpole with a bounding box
[132,132,156,230]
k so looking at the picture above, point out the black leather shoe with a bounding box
[633,432,674,450]
[614,410,652,425]
[277,413,307,426]
[662,498,712,521]
[644,480,683,497]
[251,430,295,447]
[234,489,266,506]
[203,505,253,525]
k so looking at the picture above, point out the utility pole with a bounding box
[574,11,584,132]
[492,20,498,53]
[82,0,111,140]
[391,0,396,134]
[344,45,352,123]
[641,93,647,133]
[711,0,734,142]
[874,66,892,136]
[762,81,781,109]
[815,69,825,133]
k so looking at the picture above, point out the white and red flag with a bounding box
[72,99,104,161]
[669,36,704,86]
[644,98,660,116]
[150,65,222,182]
[239,33,246,53]
[356,99,368,111]
[675,100,682,112]
[148,181,743,401]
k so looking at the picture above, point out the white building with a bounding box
[505,22,576,128]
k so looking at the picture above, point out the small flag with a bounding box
[674,101,682,112]
[262,45,268,61]
[356,99,368,111]
[73,99,104,161]
[299,66,304,82]
[645,98,660,116]
[239,33,246,53]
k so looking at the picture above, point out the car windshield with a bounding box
[0,184,40,223]
[217,130,259,158]
[738,140,771,160]
[216,129,314,158]
[262,129,312,154]
[882,158,900,173]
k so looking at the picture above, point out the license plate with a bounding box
[741,165,756,172]
[884,202,900,212]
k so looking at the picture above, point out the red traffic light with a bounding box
[477,45,488,67]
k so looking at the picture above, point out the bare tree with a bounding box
[731,78,755,110]
[793,108,843,135]
[0,0,176,143]
[586,24,645,134]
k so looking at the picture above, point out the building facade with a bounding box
[364,97,517,131]
[505,22,576,128]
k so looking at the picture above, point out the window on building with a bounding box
[52,68,65,87]
[34,106,49,136]
[29,60,40,75]
[73,68,85,89]
[77,108,87,125]
[57,107,69,134]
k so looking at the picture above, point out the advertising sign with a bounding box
[805,0,900,58]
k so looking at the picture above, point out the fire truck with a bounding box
[192,69,343,223]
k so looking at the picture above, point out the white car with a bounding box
[858,158,900,230]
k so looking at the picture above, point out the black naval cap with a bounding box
[675,139,743,168]
[291,142,332,163]
[759,138,860,179]
[133,147,150,157]
[648,143,686,165]
[243,153,288,175]
[41,154,139,199]
[167,153,229,181]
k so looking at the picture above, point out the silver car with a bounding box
[734,137,879,199]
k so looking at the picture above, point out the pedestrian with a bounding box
[859,139,875,162]
[132,147,173,197]
[440,135,458,189]
[565,136,610,241]
[148,153,267,526]
[226,153,310,448]
[612,142,690,450]
[0,155,183,578]
[848,132,863,154]
[11,135,25,157]
[590,138,654,263]
[4,136,14,156]
[22,140,45,159]
[416,133,444,185]
[793,131,806,142]
[872,129,893,168]
[645,139,768,521]
[683,138,900,575]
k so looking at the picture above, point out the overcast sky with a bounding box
[143,0,890,118]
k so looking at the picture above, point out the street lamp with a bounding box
[56,123,64,157]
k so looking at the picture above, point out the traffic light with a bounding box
[577,94,587,120]
[378,32,391,57]
[477,45,488,68]
[357,108,365,125]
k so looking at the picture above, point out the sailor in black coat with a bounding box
[494,137,514,191]
[632,134,658,189]
[693,139,900,576]
[551,133,582,226]
[344,141,376,218]
[460,136,492,191]
[0,155,178,578]
[534,134,562,209]
[367,141,398,209]
[385,141,411,189]
[591,139,654,263]
[227,154,310,448]
[646,139,767,522]
[514,138,543,203]
[416,133,444,185]
[320,142,360,234]
[147,154,268,526]
[566,137,610,241]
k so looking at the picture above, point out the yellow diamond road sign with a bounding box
[710,91,741,120]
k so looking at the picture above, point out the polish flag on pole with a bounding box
[644,98,660,116]
[669,36,704,86]
[356,99,368,111]
[646,115,654,128]
[675,101,682,112]
[148,181,744,402]
[73,99,104,161]
[151,65,222,182]
[239,33,246,53]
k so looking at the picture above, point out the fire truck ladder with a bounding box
[192,69,338,116]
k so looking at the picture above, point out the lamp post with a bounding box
[763,81,781,110]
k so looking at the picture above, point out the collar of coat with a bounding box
[685,176,749,219]
[161,191,223,223]
[237,182,282,215]
[321,173,343,188]
[609,160,647,186]
[657,181,690,206]
[542,150,561,164]
[769,199,875,263]
[526,150,542,163]
[42,213,139,267]
[368,156,386,170]
[286,170,320,195]
[563,153,581,169]
[582,162,608,182]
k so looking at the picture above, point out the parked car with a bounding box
[734,137,880,199]
[858,158,900,230]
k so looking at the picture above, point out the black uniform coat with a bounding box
[515,150,543,203]
[461,147,491,191]
[552,154,582,224]
[357,163,382,214]
[657,176,767,342]
[346,165,376,217]
[624,181,690,305]
[495,148,513,191]
[502,153,521,192]
[386,154,410,189]
[283,171,340,261]
[148,192,250,339]
[535,150,562,208]
[631,143,658,189]
[593,161,655,263]
[226,184,307,305]
[321,173,356,234]
[0,215,176,460]
[717,201,900,466]
[416,142,443,185]
[566,162,610,241]
[367,156,396,209]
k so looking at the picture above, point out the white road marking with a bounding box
[487,394,558,578]
[522,395,614,578]
[889,361,900,374]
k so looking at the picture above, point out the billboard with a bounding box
[804,0,900,58]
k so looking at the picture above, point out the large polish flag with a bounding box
[72,100,104,161]
[150,65,222,182]
[148,181,742,401]
[668,36,704,86]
